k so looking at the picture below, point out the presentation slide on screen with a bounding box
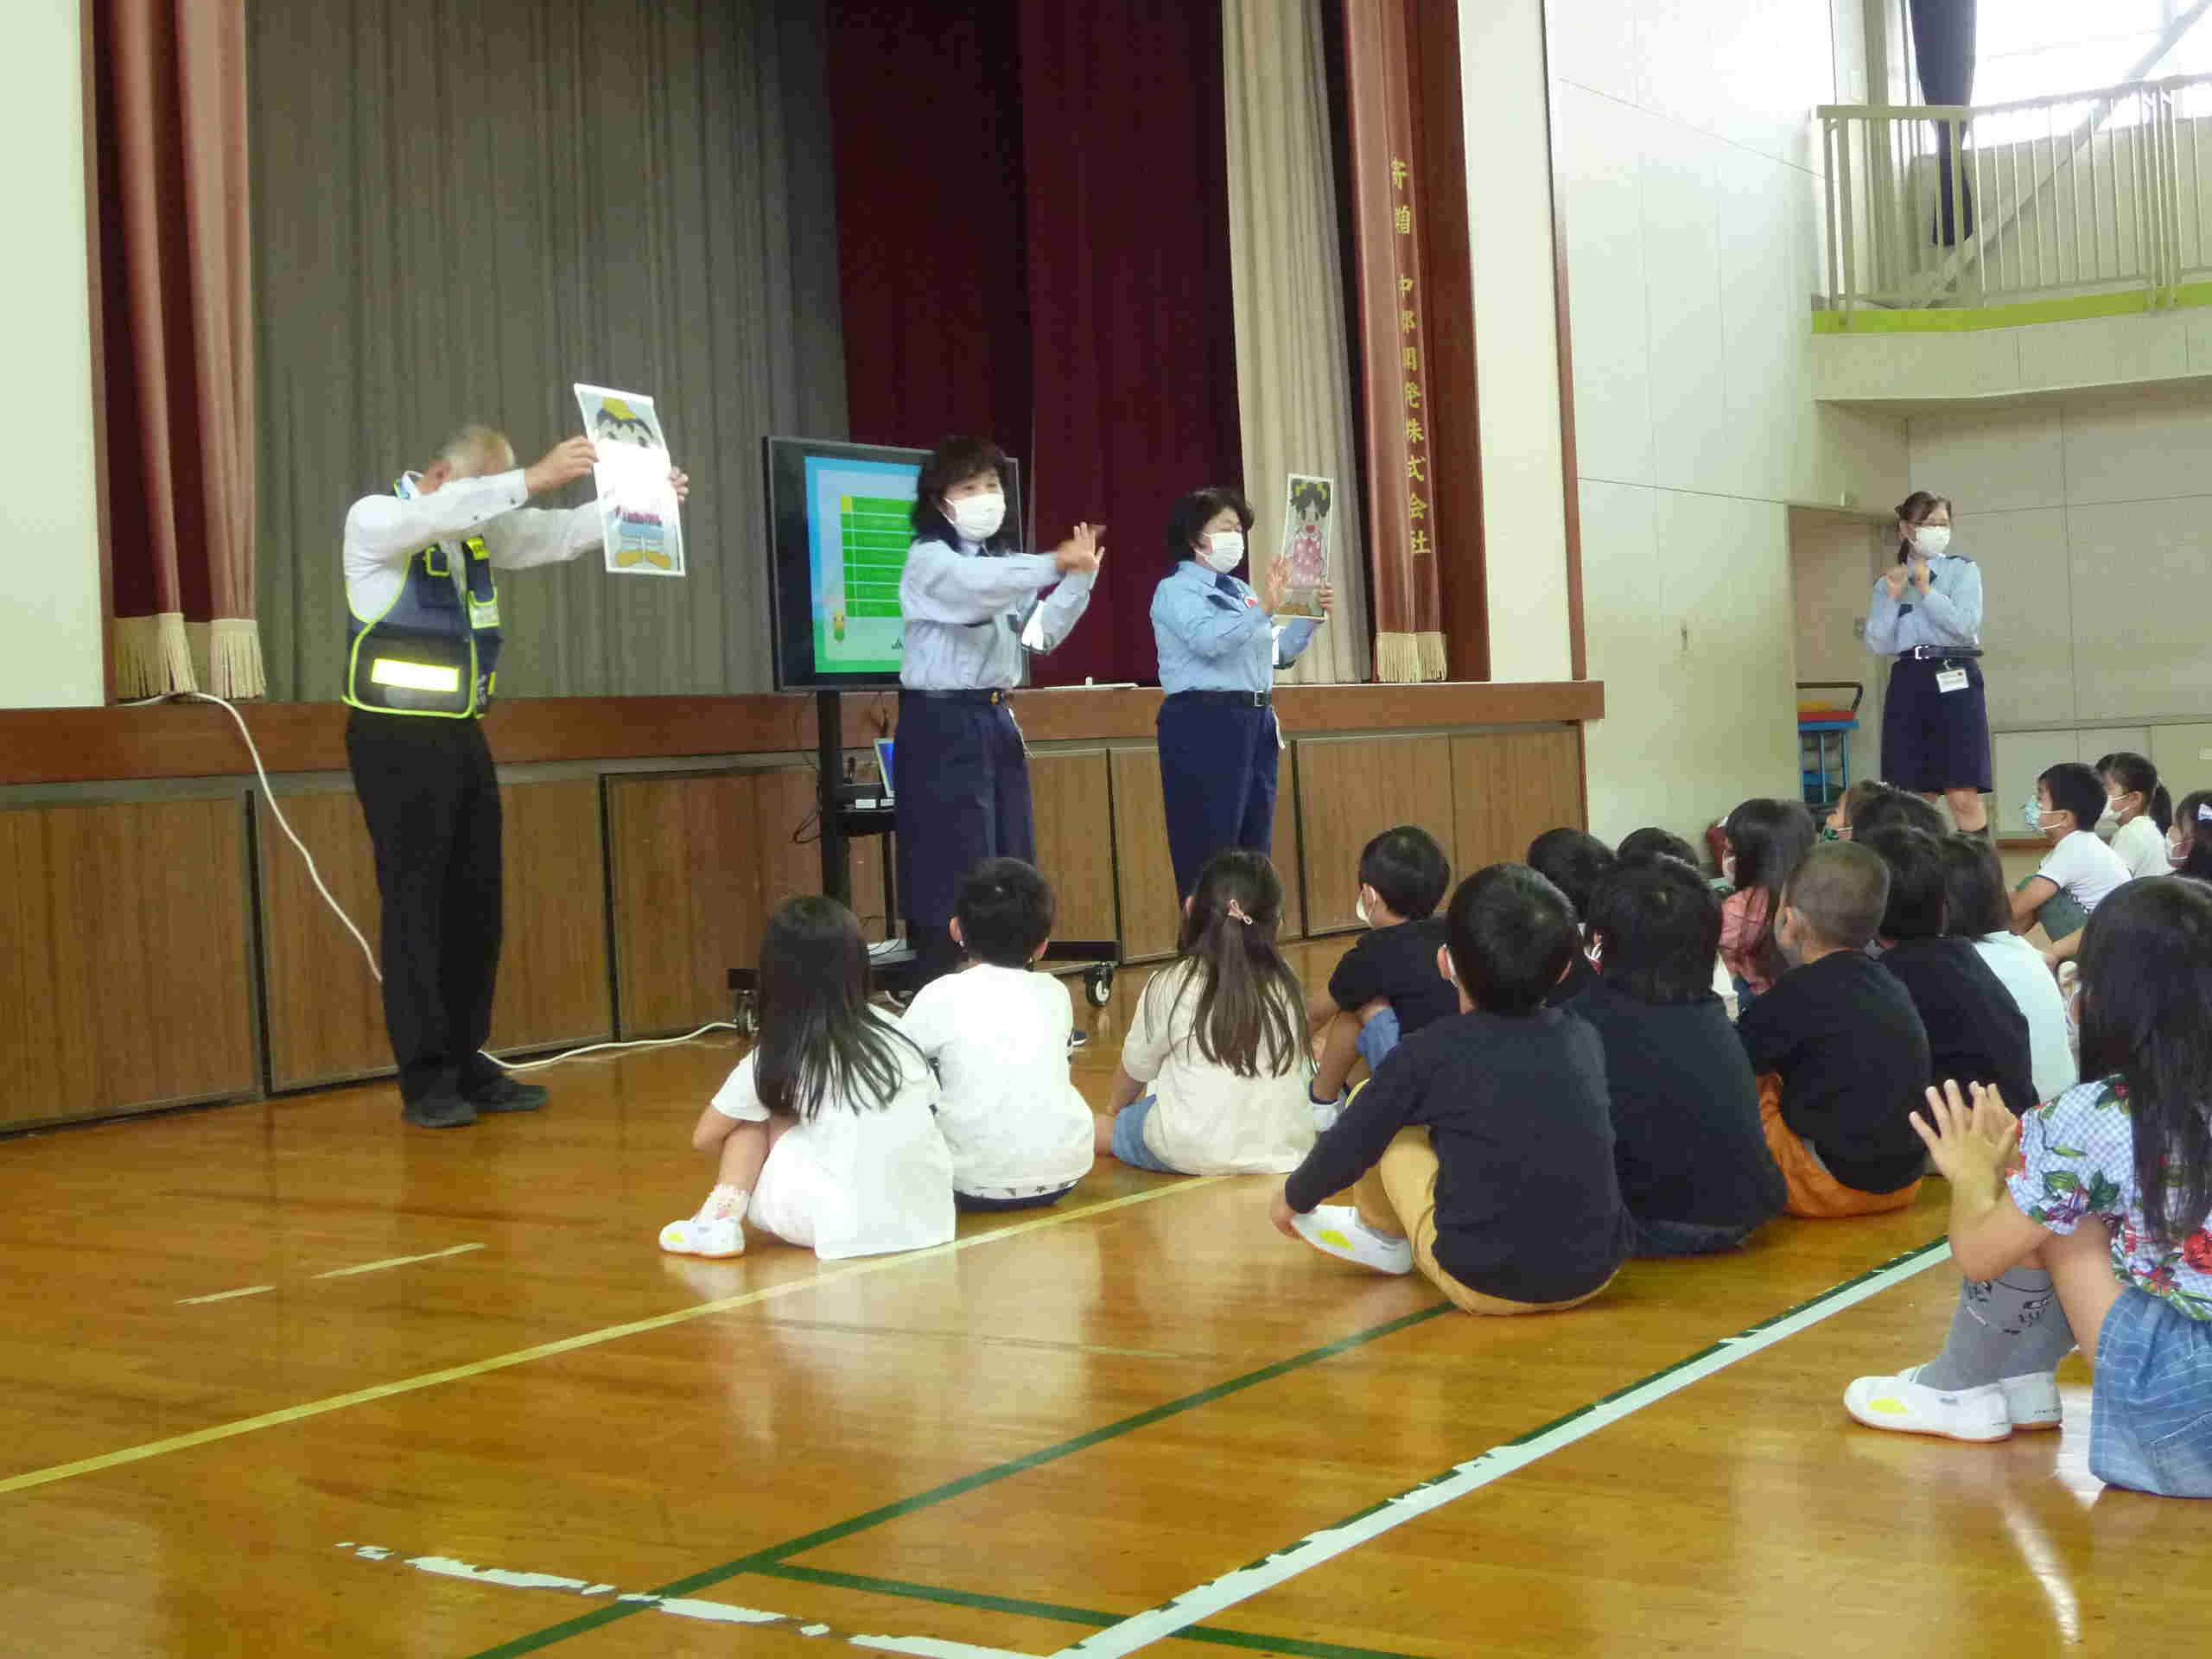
[806,455,918,675]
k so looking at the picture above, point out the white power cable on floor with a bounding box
[130,691,735,1072]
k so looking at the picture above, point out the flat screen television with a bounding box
[762,435,1025,691]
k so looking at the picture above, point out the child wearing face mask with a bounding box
[2168,791,2212,880]
[1736,842,1932,1217]
[2094,751,2173,880]
[1151,486,1333,899]
[895,435,1104,988]
[1305,826,1456,1127]
[2012,763,2132,969]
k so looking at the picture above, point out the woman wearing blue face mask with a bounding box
[1865,490,1992,839]
[1151,487,1332,899]
[896,435,1104,987]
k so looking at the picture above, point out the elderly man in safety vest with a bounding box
[341,424,688,1128]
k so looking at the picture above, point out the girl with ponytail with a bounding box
[1096,849,1316,1174]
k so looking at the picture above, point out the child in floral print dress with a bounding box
[1844,877,2212,1496]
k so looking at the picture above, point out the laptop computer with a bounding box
[874,737,895,803]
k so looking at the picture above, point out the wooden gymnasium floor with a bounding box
[2,936,2202,1658]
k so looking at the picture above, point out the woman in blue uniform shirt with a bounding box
[896,435,1103,985]
[1864,489,1991,839]
[1152,486,1332,898]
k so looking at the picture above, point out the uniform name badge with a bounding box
[470,595,500,630]
[1936,667,1968,694]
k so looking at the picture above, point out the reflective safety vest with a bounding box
[345,493,503,718]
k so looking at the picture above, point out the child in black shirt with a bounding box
[1578,856,1785,1255]
[1859,827,2036,1113]
[1306,826,1454,1124]
[1527,827,1616,1006]
[1737,842,1931,1217]
[1274,864,1631,1314]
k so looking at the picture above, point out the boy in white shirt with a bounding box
[2013,763,2131,969]
[900,859,1094,1210]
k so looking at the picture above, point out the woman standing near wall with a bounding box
[1865,491,1991,838]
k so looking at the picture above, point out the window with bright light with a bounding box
[1968,0,2212,106]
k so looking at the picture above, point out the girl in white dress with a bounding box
[660,897,952,1261]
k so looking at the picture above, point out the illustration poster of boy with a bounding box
[572,383,685,577]
[1274,474,1332,620]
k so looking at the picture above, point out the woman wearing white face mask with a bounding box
[1151,487,1333,898]
[895,435,1104,986]
[1865,490,1992,839]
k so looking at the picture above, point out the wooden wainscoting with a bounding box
[1451,728,1586,873]
[607,772,763,1039]
[486,779,611,1058]
[256,788,387,1090]
[1108,748,1182,963]
[1030,750,1118,944]
[0,797,257,1128]
[1295,735,1458,933]
[1274,743,1305,939]
[260,779,612,1090]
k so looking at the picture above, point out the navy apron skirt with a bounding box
[1881,653,1993,794]
[1157,690,1278,899]
[895,690,1035,979]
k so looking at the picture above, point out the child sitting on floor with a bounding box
[1576,856,1784,1255]
[1934,834,2076,1105]
[900,859,1094,1211]
[1737,842,1931,1218]
[1719,798,1818,1009]
[660,896,951,1261]
[1846,878,2212,1495]
[1824,779,1895,841]
[1306,825,1455,1127]
[1617,827,1703,871]
[2014,761,2131,968]
[1847,786,1948,841]
[1859,827,2036,1115]
[1271,864,1632,1314]
[1526,827,1616,1005]
[1098,849,1316,1176]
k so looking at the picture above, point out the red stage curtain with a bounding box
[829,0,1243,687]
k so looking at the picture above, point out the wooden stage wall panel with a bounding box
[261,780,613,1090]
[1295,735,1458,933]
[607,773,764,1039]
[486,779,612,1056]
[1029,751,1118,944]
[1109,749,1183,963]
[0,798,257,1128]
[257,791,387,1090]
[1451,728,1586,874]
[1274,744,1305,939]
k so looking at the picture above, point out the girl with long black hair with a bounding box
[660,895,951,1261]
[1847,877,2212,1495]
[1096,849,1316,1175]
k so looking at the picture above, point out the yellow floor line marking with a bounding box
[314,1242,485,1279]
[0,1177,1225,1498]
[175,1285,275,1306]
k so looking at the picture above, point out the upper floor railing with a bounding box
[1819,73,2212,318]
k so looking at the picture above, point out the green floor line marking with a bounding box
[758,1563,1429,1659]
[466,1230,1953,1659]
[460,1302,1453,1659]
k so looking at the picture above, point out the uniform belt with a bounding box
[1168,690,1272,709]
[1904,645,1981,662]
[903,688,1008,704]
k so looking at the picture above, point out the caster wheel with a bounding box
[1085,964,1116,1008]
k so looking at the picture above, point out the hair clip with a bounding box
[1224,898,1254,925]
[2198,803,2212,824]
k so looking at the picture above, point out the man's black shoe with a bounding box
[467,1075,549,1113]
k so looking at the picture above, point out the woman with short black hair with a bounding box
[1150,486,1332,898]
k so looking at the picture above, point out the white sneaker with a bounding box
[1291,1205,1414,1275]
[1843,1371,2012,1441]
[658,1216,744,1258]
[1899,1363,2063,1431]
